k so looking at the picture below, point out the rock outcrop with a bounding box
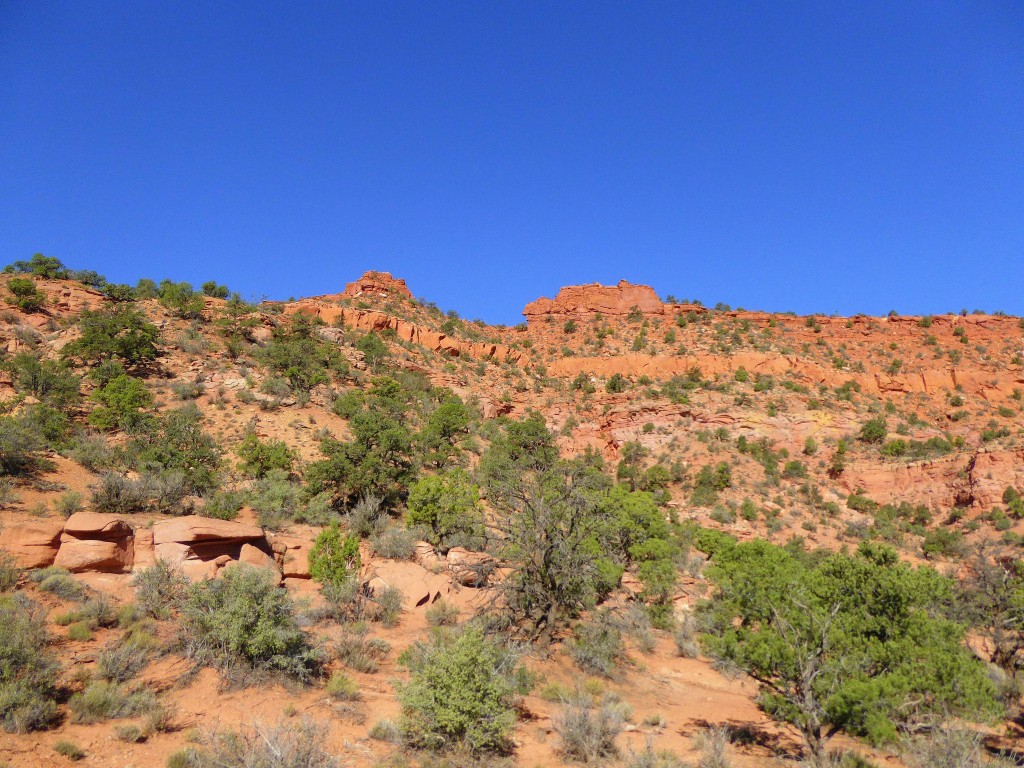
[341,270,413,301]
[54,513,134,573]
[0,519,63,568]
[523,280,670,321]
[283,302,522,362]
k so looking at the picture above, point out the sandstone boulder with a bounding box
[63,512,133,538]
[152,516,264,546]
[0,520,64,568]
[54,537,132,573]
[446,547,496,587]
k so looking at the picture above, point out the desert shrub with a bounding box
[553,688,627,762]
[248,468,304,529]
[397,627,523,754]
[54,490,84,518]
[171,379,205,401]
[67,621,93,641]
[369,719,402,742]
[568,616,627,678]
[69,680,156,723]
[201,488,247,521]
[335,623,389,673]
[0,413,46,476]
[91,473,149,513]
[325,671,361,701]
[0,555,18,592]
[62,307,160,366]
[180,717,338,768]
[5,353,81,410]
[114,724,146,743]
[921,527,964,559]
[66,432,117,471]
[625,742,687,768]
[693,726,732,768]
[6,277,45,312]
[236,433,295,479]
[157,281,204,319]
[0,595,60,732]
[371,524,419,560]
[98,638,151,683]
[33,567,85,601]
[858,417,888,444]
[89,374,153,431]
[673,614,700,658]
[372,585,404,628]
[125,404,222,494]
[902,726,1006,768]
[56,594,118,630]
[180,564,323,682]
[691,462,731,506]
[424,600,460,627]
[406,469,484,553]
[258,315,345,393]
[54,739,86,760]
[343,493,388,538]
[308,523,360,588]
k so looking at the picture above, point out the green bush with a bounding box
[308,523,360,588]
[125,405,221,494]
[54,739,86,760]
[180,564,323,682]
[236,432,295,478]
[5,353,81,410]
[325,671,361,701]
[397,627,522,754]
[406,469,484,553]
[157,281,204,319]
[258,316,345,392]
[605,373,628,393]
[0,595,61,732]
[68,680,156,723]
[62,307,160,366]
[698,540,998,757]
[133,560,188,619]
[33,567,85,601]
[5,253,68,279]
[5,277,45,312]
[89,374,153,431]
[858,417,888,444]
[0,555,18,592]
[0,413,45,476]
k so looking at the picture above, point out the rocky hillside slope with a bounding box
[0,262,1021,767]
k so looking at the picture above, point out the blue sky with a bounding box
[2,2,1022,324]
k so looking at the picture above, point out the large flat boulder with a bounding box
[63,512,133,538]
[54,536,133,573]
[0,520,63,568]
[152,516,264,546]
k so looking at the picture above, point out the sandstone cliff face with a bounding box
[524,280,676,321]
[340,270,413,300]
[283,301,523,362]
[546,352,1024,400]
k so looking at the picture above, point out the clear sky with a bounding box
[2,2,1022,324]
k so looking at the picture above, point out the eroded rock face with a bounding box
[0,520,63,568]
[151,516,279,581]
[284,303,522,362]
[523,280,669,322]
[55,513,135,573]
[341,271,413,301]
